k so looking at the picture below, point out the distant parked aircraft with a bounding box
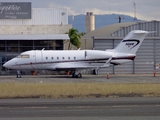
[3,30,149,78]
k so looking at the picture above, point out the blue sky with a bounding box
[0,0,159,21]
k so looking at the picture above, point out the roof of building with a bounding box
[0,34,69,40]
[82,22,137,38]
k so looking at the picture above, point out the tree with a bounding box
[68,28,81,50]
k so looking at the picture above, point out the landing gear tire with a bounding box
[72,72,82,78]
[77,73,82,78]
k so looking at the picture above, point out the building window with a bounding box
[56,40,63,50]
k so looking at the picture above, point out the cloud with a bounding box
[48,2,76,15]
[47,0,160,21]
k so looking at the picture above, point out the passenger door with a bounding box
[34,51,43,69]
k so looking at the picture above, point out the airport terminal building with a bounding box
[0,2,71,72]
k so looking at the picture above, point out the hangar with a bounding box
[0,2,71,72]
[82,21,160,74]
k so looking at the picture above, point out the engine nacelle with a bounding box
[85,50,111,59]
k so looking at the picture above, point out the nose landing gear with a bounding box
[16,70,21,78]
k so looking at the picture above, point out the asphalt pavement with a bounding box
[0,97,160,119]
[0,74,160,120]
[0,74,160,83]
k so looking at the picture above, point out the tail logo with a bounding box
[122,39,140,49]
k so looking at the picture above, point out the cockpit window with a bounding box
[16,54,30,58]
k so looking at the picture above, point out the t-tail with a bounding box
[114,30,149,54]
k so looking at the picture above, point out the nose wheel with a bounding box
[16,70,21,78]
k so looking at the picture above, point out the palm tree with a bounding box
[68,28,81,50]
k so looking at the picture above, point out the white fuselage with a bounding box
[3,49,135,70]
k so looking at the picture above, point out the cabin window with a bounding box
[57,57,59,60]
[74,57,76,60]
[62,57,65,60]
[16,54,30,58]
[51,57,54,60]
[68,57,70,60]
[46,57,48,60]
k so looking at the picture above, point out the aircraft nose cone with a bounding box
[3,61,12,69]
[3,62,8,68]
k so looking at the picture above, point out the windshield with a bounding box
[16,54,30,58]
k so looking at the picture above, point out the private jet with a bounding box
[3,30,149,78]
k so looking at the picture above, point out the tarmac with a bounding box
[0,74,160,84]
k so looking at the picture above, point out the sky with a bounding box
[0,0,160,21]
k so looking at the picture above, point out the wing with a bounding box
[47,62,110,71]
[46,62,97,71]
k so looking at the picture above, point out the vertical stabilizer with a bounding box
[114,30,149,54]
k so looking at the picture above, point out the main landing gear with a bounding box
[71,71,82,78]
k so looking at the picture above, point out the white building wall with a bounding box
[0,25,72,34]
[0,8,68,25]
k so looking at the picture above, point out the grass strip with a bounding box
[0,83,160,98]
